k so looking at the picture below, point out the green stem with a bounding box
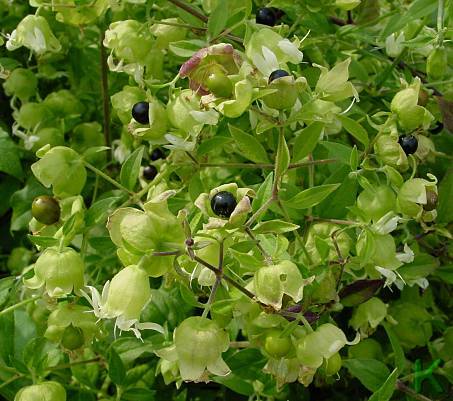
[0,297,36,317]
[244,227,273,265]
[0,374,25,389]
[438,0,445,46]
[245,197,275,228]
[83,161,134,195]
[99,29,111,156]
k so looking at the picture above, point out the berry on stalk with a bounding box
[268,69,290,83]
[143,165,158,181]
[132,101,149,124]
[256,8,277,26]
[398,135,418,155]
[32,195,60,225]
[150,147,165,161]
[210,191,237,218]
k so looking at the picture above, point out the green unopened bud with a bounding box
[14,102,52,131]
[14,381,66,401]
[390,78,434,131]
[374,135,408,171]
[174,317,230,381]
[31,146,87,198]
[3,68,37,101]
[6,15,61,54]
[357,185,396,222]
[105,265,151,321]
[303,223,351,266]
[350,297,387,335]
[150,18,187,49]
[426,47,447,81]
[24,247,85,297]
[45,303,97,349]
[397,175,438,218]
[297,323,355,368]
[385,32,405,58]
[103,20,153,64]
[167,89,200,133]
[253,260,312,310]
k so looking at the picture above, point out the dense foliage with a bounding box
[0,0,452,400]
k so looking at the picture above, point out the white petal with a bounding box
[277,39,303,63]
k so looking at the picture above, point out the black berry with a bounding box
[210,191,237,218]
[269,69,290,83]
[398,135,418,155]
[143,165,157,180]
[430,123,443,135]
[150,148,165,161]
[256,8,277,26]
[132,102,149,125]
[32,195,60,225]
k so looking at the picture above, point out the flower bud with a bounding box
[356,185,396,222]
[426,47,447,81]
[253,260,312,310]
[104,265,150,321]
[350,297,387,336]
[397,175,438,218]
[390,78,434,131]
[374,135,408,171]
[45,303,97,349]
[3,68,37,101]
[31,146,87,197]
[385,32,405,58]
[24,247,85,297]
[7,15,61,54]
[174,317,230,381]
[103,20,153,64]
[14,381,66,401]
[150,18,187,49]
[303,223,351,266]
[297,323,355,368]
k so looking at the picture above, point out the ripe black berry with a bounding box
[398,135,418,155]
[430,123,443,135]
[256,8,277,26]
[143,165,157,180]
[150,148,165,161]
[132,102,149,125]
[210,191,237,218]
[32,195,60,225]
[268,70,290,83]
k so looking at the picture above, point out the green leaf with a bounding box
[85,196,122,227]
[121,388,156,401]
[208,0,229,38]
[381,0,438,38]
[382,322,406,373]
[197,136,233,157]
[320,141,352,164]
[0,129,23,180]
[437,168,453,224]
[398,253,438,281]
[293,122,324,161]
[350,145,358,171]
[27,235,59,248]
[434,264,453,284]
[252,219,299,234]
[169,39,206,57]
[252,172,273,213]
[120,146,144,191]
[275,132,290,180]
[343,359,390,392]
[368,368,398,401]
[338,115,369,148]
[229,125,270,163]
[284,184,340,209]
[108,347,126,385]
